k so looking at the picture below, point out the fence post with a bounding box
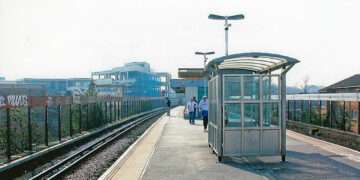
[343,101,346,131]
[86,104,89,130]
[117,101,119,120]
[69,104,73,137]
[114,102,116,121]
[79,104,82,133]
[104,102,107,123]
[120,100,123,119]
[58,105,61,142]
[109,101,112,122]
[28,106,32,152]
[44,105,48,146]
[358,101,360,134]
[6,107,11,161]
[300,100,304,122]
[329,101,332,128]
[309,100,312,123]
[293,100,296,121]
[287,100,290,120]
[319,101,322,126]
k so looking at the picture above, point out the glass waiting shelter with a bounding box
[206,52,299,162]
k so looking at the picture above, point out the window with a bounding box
[224,77,241,101]
[244,76,260,100]
[262,76,279,100]
[263,103,279,127]
[244,103,260,127]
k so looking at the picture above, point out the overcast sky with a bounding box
[0,0,359,87]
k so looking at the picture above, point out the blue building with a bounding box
[92,62,162,97]
[0,81,47,96]
[17,78,91,96]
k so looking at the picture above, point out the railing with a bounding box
[0,95,167,164]
[286,93,360,135]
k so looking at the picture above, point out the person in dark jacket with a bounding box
[166,97,171,116]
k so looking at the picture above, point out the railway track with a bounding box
[29,110,164,180]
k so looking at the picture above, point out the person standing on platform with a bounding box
[185,97,197,125]
[199,96,209,131]
[166,97,171,116]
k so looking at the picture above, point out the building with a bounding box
[157,72,171,97]
[320,74,360,93]
[17,78,91,96]
[171,79,207,102]
[91,62,162,97]
[0,81,47,96]
[171,68,207,104]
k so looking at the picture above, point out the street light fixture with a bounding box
[195,51,215,96]
[208,14,245,56]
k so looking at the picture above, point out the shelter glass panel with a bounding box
[262,76,279,100]
[224,77,241,101]
[244,103,260,127]
[263,103,279,127]
[224,103,241,128]
[244,76,260,100]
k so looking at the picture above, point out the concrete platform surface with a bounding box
[107,107,360,180]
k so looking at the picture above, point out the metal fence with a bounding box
[287,93,360,135]
[0,95,166,164]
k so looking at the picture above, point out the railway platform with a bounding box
[101,106,360,180]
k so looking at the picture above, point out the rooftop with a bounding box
[92,62,153,76]
[320,74,360,93]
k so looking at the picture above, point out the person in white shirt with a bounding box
[199,96,209,131]
[185,97,197,124]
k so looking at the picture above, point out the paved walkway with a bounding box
[106,107,360,180]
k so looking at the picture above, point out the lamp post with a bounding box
[208,14,244,56]
[195,51,215,96]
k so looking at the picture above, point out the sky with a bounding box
[0,0,359,87]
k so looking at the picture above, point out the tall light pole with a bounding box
[208,14,244,56]
[195,51,215,97]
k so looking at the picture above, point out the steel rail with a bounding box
[29,109,164,180]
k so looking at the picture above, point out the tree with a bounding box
[85,80,97,96]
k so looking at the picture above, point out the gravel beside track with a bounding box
[62,114,161,180]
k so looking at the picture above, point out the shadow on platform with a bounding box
[224,151,360,179]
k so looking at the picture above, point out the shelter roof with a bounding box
[206,52,299,74]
